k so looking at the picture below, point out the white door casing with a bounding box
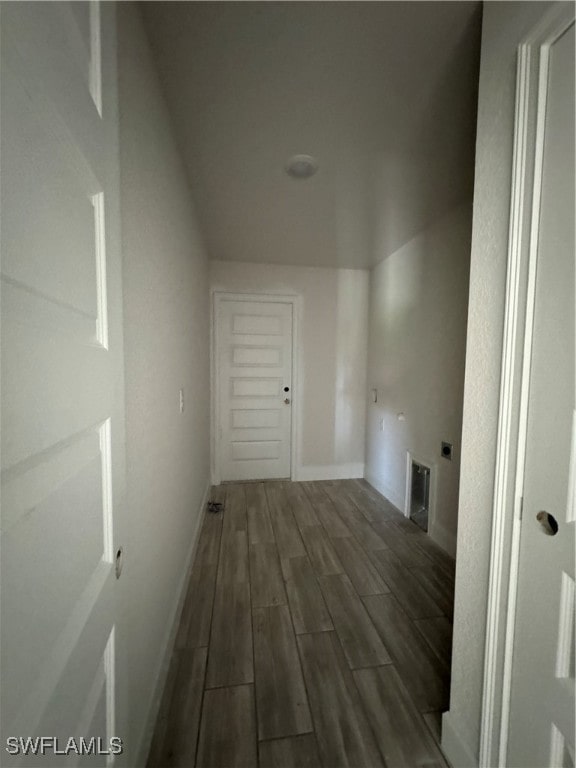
[1,3,127,765]
[507,21,575,768]
[480,7,575,767]
[214,295,294,482]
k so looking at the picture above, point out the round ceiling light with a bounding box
[285,154,318,180]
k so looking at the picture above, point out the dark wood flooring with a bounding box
[146,479,455,768]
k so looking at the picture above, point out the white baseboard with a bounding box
[364,471,404,511]
[429,519,457,558]
[295,463,365,481]
[133,480,211,768]
[441,712,478,768]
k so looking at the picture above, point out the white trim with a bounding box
[442,712,478,768]
[93,192,109,349]
[296,463,364,482]
[404,450,436,523]
[104,626,116,767]
[567,410,576,523]
[89,0,103,117]
[404,453,412,518]
[134,480,210,768]
[211,290,301,485]
[479,6,575,768]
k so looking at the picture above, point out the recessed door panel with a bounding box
[231,409,281,430]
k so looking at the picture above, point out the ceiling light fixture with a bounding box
[285,154,318,180]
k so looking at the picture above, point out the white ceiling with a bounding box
[142,2,482,269]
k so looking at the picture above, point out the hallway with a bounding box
[147,480,454,767]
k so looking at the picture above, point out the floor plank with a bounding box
[363,593,449,712]
[394,515,423,535]
[331,535,390,596]
[223,483,249,534]
[282,482,320,529]
[196,684,257,768]
[318,573,392,669]
[196,505,225,566]
[298,481,326,505]
[414,616,453,669]
[148,480,455,768]
[353,664,448,768]
[300,524,343,576]
[371,521,432,567]
[410,564,455,619]
[146,650,181,768]
[246,482,275,545]
[147,648,207,768]
[400,524,457,580]
[324,487,390,551]
[253,604,313,740]
[175,561,218,650]
[282,555,334,634]
[303,484,352,538]
[348,480,403,523]
[296,631,385,767]
[258,734,322,768]
[370,548,444,619]
[266,483,306,559]
[175,496,223,650]
[249,542,287,608]
[206,530,253,688]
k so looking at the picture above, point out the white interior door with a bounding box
[216,297,293,481]
[1,3,126,765]
[507,20,575,768]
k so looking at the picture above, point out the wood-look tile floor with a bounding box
[147,480,455,768]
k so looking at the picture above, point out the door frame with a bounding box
[210,290,301,485]
[479,6,575,767]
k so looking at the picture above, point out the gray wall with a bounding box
[365,202,472,556]
[117,6,210,764]
[442,3,553,765]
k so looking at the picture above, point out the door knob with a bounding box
[284,398,291,405]
[536,511,559,536]
[115,547,124,579]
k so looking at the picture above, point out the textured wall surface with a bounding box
[117,6,210,763]
[443,3,553,765]
[210,261,369,479]
[365,202,472,556]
